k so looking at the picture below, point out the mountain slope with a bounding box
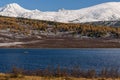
[0,2,120,23]
[0,3,30,17]
[70,2,120,23]
[86,21,120,27]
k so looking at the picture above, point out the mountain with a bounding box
[70,2,120,23]
[0,3,30,17]
[0,2,120,23]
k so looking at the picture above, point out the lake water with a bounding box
[0,49,120,72]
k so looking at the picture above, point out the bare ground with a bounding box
[0,37,120,48]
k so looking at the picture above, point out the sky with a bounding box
[0,0,120,11]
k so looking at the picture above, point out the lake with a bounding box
[0,49,120,72]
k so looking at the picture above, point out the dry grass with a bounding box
[0,73,120,80]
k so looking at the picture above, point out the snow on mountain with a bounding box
[0,3,30,17]
[70,2,120,23]
[0,2,120,23]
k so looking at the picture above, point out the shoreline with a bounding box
[0,73,119,80]
[0,38,120,48]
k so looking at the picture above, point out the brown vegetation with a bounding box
[0,16,120,38]
[0,66,120,80]
[0,16,120,48]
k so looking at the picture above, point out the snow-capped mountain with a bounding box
[0,2,120,23]
[0,3,30,17]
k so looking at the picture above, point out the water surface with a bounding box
[0,49,119,72]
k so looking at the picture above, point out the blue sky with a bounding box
[0,0,120,11]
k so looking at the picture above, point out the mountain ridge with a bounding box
[0,2,120,23]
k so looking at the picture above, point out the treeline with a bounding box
[0,16,52,31]
[0,16,120,38]
[53,23,120,38]
[11,66,120,79]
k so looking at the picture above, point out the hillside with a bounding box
[0,16,120,48]
[0,16,120,38]
[86,21,120,27]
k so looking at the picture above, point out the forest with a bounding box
[0,16,120,38]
